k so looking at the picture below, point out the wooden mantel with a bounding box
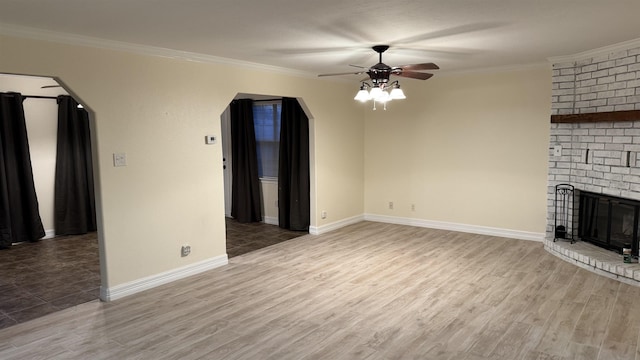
[551,110,640,123]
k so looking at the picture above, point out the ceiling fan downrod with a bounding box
[372,45,389,64]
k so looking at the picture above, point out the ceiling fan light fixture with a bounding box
[389,86,406,100]
[354,84,371,102]
[376,90,390,103]
[369,86,383,100]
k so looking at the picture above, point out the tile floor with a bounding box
[225,217,307,258]
[0,219,305,330]
[0,233,100,330]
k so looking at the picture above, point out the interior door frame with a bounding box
[221,106,232,217]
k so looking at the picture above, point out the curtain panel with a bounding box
[0,92,45,248]
[54,95,97,235]
[278,97,310,231]
[230,99,262,223]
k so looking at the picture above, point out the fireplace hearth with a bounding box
[579,191,639,255]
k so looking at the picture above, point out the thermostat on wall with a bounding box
[205,135,217,144]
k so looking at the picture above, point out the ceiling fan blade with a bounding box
[397,62,440,71]
[395,71,434,80]
[41,85,62,89]
[318,71,366,77]
[349,64,367,69]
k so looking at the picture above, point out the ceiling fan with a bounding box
[318,45,439,108]
[318,45,439,86]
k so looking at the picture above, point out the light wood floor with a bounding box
[1,221,638,360]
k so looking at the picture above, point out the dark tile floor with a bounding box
[0,219,305,329]
[0,233,100,330]
[225,217,307,258]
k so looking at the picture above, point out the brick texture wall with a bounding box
[552,47,640,115]
[547,45,640,240]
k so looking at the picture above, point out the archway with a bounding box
[220,93,315,257]
[0,73,103,328]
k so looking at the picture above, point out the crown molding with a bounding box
[548,37,640,64]
[0,22,314,78]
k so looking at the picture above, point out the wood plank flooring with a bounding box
[1,221,638,359]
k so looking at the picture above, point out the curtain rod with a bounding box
[252,98,282,102]
[22,95,59,100]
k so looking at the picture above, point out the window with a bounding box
[253,101,281,178]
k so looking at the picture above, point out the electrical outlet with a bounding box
[553,145,562,157]
[411,204,415,211]
[205,135,217,144]
[321,210,327,219]
[181,245,191,257]
[389,201,394,210]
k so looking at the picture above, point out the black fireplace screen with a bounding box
[579,191,639,254]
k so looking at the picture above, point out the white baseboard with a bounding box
[263,216,278,226]
[309,214,365,235]
[43,229,55,239]
[364,214,544,242]
[100,254,228,302]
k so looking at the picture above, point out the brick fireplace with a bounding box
[545,42,640,284]
[547,43,640,242]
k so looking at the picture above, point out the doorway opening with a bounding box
[220,94,312,257]
[0,74,102,329]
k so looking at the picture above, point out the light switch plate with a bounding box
[113,153,127,167]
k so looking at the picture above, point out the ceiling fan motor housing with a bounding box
[368,63,392,87]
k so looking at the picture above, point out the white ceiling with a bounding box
[1,0,640,76]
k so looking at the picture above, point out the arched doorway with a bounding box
[220,93,313,257]
[0,73,103,329]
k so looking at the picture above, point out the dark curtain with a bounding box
[278,97,310,231]
[54,95,97,235]
[230,99,262,223]
[0,92,45,248]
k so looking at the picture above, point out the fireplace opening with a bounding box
[578,191,639,255]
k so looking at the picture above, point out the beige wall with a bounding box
[0,31,553,292]
[364,66,552,233]
[0,34,364,288]
[260,179,279,223]
[22,98,58,233]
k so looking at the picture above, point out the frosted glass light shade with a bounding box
[389,87,406,100]
[354,89,371,102]
[376,90,390,103]
[369,87,383,99]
